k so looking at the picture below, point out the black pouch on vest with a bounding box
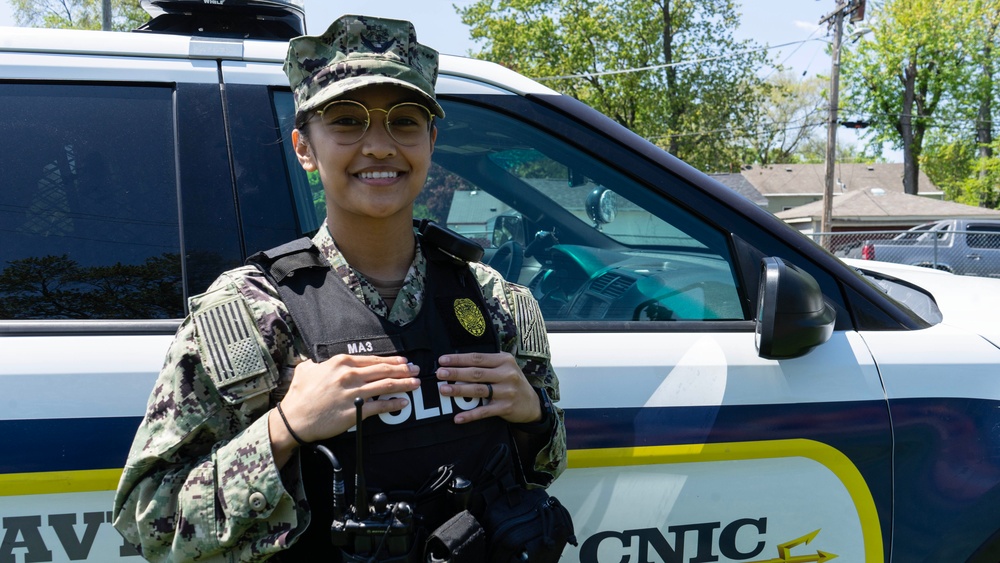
[424,510,486,562]
[478,444,577,563]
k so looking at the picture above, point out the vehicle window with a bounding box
[894,222,934,242]
[0,84,182,320]
[273,91,325,236]
[966,225,1000,249]
[852,267,943,325]
[273,93,743,322]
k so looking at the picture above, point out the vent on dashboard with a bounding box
[589,272,635,298]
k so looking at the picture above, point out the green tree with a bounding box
[965,0,1000,166]
[921,136,976,200]
[457,0,772,172]
[745,72,826,165]
[9,0,147,31]
[842,0,967,195]
[0,253,182,319]
[926,0,1000,206]
[414,163,476,223]
[936,138,1000,207]
[796,136,868,164]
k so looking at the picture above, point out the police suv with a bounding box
[2,1,1000,562]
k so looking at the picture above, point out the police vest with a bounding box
[249,235,510,553]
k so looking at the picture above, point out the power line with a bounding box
[535,38,830,81]
[763,24,828,81]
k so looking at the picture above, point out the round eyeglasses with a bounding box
[314,100,433,146]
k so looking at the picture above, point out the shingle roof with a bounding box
[742,163,939,196]
[708,173,768,206]
[775,188,1000,224]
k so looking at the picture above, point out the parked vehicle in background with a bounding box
[846,218,1000,277]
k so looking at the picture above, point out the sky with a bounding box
[0,0,886,160]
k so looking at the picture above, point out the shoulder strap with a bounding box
[246,238,342,361]
[246,237,327,282]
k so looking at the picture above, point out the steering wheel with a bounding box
[488,241,524,282]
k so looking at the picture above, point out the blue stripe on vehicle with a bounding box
[0,402,897,473]
[0,416,142,474]
[0,403,894,473]
[881,397,1000,562]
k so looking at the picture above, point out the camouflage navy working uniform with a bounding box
[111,223,567,562]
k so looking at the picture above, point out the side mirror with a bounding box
[755,257,835,359]
[489,214,525,247]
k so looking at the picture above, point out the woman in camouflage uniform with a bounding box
[113,13,565,562]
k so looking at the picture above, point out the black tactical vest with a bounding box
[249,235,510,555]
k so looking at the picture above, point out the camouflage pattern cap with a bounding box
[284,14,445,118]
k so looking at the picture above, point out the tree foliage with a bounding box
[9,0,147,31]
[842,0,974,195]
[930,137,1000,207]
[929,0,1000,206]
[0,253,182,319]
[919,136,975,198]
[841,0,1000,205]
[414,163,476,224]
[744,71,827,165]
[960,139,1000,207]
[457,0,773,172]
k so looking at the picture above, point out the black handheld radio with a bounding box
[313,398,417,562]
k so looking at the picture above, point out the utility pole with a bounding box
[102,0,112,30]
[818,0,865,249]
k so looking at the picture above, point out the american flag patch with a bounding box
[512,290,549,358]
[194,299,267,386]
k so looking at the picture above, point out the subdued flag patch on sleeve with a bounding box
[194,297,268,389]
[511,287,549,359]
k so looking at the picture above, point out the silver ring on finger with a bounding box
[485,382,494,403]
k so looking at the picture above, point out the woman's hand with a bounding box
[435,352,542,425]
[269,354,421,467]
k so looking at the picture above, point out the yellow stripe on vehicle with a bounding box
[0,468,122,497]
[568,439,883,563]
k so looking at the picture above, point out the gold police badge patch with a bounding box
[454,298,486,337]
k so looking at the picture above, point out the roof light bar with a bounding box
[136,0,305,40]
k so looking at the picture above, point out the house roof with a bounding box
[775,188,1000,224]
[708,173,768,206]
[742,163,940,196]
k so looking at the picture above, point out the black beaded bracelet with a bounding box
[275,402,308,446]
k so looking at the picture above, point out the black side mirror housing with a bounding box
[755,257,836,359]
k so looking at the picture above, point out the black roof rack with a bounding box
[135,0,305,40]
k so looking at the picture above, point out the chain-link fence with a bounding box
[810,229,1000,278]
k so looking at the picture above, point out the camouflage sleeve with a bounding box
[503,282,567,488]
[469,263,567,488]
[112,268,308,562]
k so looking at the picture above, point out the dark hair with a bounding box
[294,109,311,133]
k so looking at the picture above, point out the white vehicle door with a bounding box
[0,57,246,561]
